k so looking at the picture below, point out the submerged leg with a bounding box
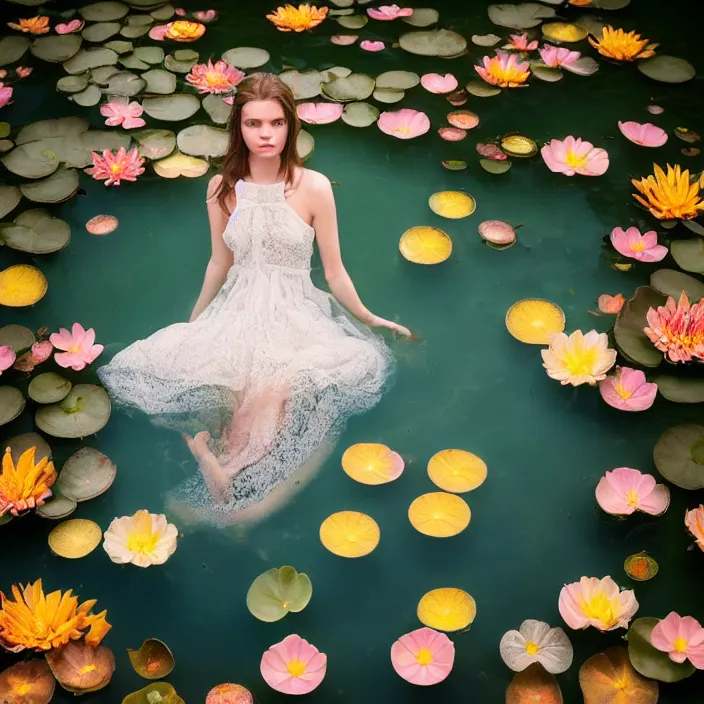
[183,431,231,502]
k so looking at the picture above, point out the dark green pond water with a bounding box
[1,0,703,702]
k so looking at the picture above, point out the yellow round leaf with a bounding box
[0,265,48,307]
[505,299,566,344]
[417,588,476,632]
[428,191,476,219]
[320,511,380,557]
[408,492,470,537]
[542,22,589,43]
[500,135,538,158]
[48,518,102,559]
[624,552,659,582]
[342,443,404,485]
[153,151,209,178]
[399,226,452,264]
[428,449,487,493]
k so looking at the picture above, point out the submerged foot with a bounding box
[183,431,231,503]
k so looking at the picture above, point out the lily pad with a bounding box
[0,324,35,353]
[163,53,197,73]
[21,168,80,204]
[202,94,232,124]
[0,386,25,426]
[488,3,556,29]
[122,682,185,704]
[104,39,133,54]
[402,8,439,27]
[670,238,704,273]
[142,68,176,94]
[429,191,476,219]
[0,186,22,219]
[375,70,420,90]
[105,70,147,96]
[29,373,72,404]
[655,376,704,403]
[82,21,121,42]
[322,73,375,102]
[135,46,164,64]
[30,34,83,63]
[63,47,119,74]
[682,220,704,236]
[637,56,695,84]
[627,617,696,682]
[153,151,209,178]
[48,518,103,559]
[176,125,228,158]
[151,4,176,21]
[0,659,55,704]
[319,66,352,82]
[593,0,631,7]
[221,46,270,69]
[466,79,502,97]
[580,646,658,704]
[1,141,61,179]
[143,94,201,121]
[399,29,467,57]
[46,641,115,694]
[296,130,315,161]
[16,117,89,144]
[373,88,405,104]
[91,66,120,85]
[119,53,150,70]
[480,158,512,174]
[653,424,704,489]
[246,566,313,622]
[80,2,130,21]
[341,101,379,127]
[614,286,666,368]
[472,33,502,46]
[36,488,77,520]
[0,265,48,307]
[541,22,588,43]
[442,160,468,171]
[650,269,704,302]
[35,384,111,439]
[564,56,600,76]
[336,14,368,29]
[57,74,91,93]
[0,36,30,66]
[6,431,51,464]
[72,84,103,107]
[79,131,131,163]
[174,49,199,62]
[127,639,175,680]
[133,129,176,159]
[532,65,563,82]
[506,662,563,703]
[120,22,153,39]
[501,134,537,157]
[279,69,323,100]
[399,226,452,264]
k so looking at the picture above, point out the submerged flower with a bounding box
[618,120,668,147]
[0,447,56,517]
[644,291,704,363]
[559,576,638,632]
[599,367,658,411]
[685,505,704,551]
[595,467,669,516]
[296,102,343,124]
[541,136,609,176]
[260,634,327,694]
[55,19,84,34]
[610,226,667,262]
[632,164,704,220]
[85,146,145,186]
[541,330,616,386]
[0,580,110,652]
[477,142,507,160]
[0,84,13,108]
[193,10,218,22]
[186,59,244,94]
[650,613,704,668]
[509,33,538,51]
[420,73,458,94]
[15,66,32,79]
[103,509,178,567]
[100,97,146,129]
[165,20,206,41]
[360,40,385,52]
[331,34,358,45]
[598,293,625,314]
[391,627,455,685]
[475,51,530,88]
[13,341,53,373]
[499,620,573,674]
[588,26,657,61]
[0,345,15,374]
[7,16,49,34]
[367,4,414,20]
[267,4,329,32]
[539,44,581,68]
[377,108,430,139]
[50,322,103,371]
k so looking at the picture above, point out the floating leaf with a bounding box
[375,70,420,90]
[506,662,563,703]
[593,0,631,7]
[119,53,150,70]
[30,34,83,63]
[336,14,368,29]
[63,47,118,74]
[341,101,379,127]
[0,659,55,704]
[373,88,404,104]
[6,432,51,465]
[505,299,565,344]
[122,682,185,704]
[133,129,176,159]
[104,39,133,54]
[105,70,147,96]
[21,167,80,205]
[150,4,175,21]
[653,424,704,490]
[46,642,115,694]
[319,66,352,83]
[279,69,322,100]
[246,566,313,622]
[140,68,176,94]
[35,384,111,439]
[532,65,564,82]
[417,588,476,632]
[624,552,659,582]
[0,36,30,66]
[80,2,130,22]
[73,84,103,107]
[472,33,502,46]
[2,141,60,179]
[580,646,657,704]
[399,226,452,264]
[57,74,90,93]
[320,511,380,557]
[428,449,487,493]
[399,29,467,57]
[0,186,22,219]
[488,3,556,29]
[91,65,120,85]
[202,94,232,125]
[176,125,228,158]
[153,151,209,178]
[86,214,119,235]
[466,79,501,97]
[0,386,25,426]
[650,268,704,302]
[627,617,696,682]
[480,158,512,174]
[447,111,479,130]
[564,56,600,76]
[0,325,35,353]
[143,93,201,121]
[48,518,102,559]
[135,46,164,64]
[28,373,72,404]
[296,130,315,161]
[221,46,270,69]
[58,447,117,501]
[541,22,588,42]
[409,492,470,537]
[637,55,696,84]
[501,135,537,157]
[670,238,704,273]
[36,489,77,520]
[442,160,467,171]
[127,639,175,680]
[341,443,404,484]
[82,21,121,42]
[322,73,375,102]
[428,191,476,219]
[613,287,666,367]
[163,53,198,73]
[0,210,70,255]
[0,265,47,307]
[654,376,704,404]
[402,8,440,27]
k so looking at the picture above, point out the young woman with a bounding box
[98,72,410,519]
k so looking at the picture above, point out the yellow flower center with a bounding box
[630,240,646,252]
[287,659,306,677]
[565,148,589,170]
[581,593,618,628]
[111,163,121,173]
[394,126,411,135]
[615,382,633,399]
[80,664,97,675]
[16,684,31,695]
[525,641,539,656]
[674,637,688,653]
[416,648,433,666]
[127,530,159,554]
[626,489,640,507]
[563,345,599,376]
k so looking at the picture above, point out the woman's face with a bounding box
[240,99,288,158]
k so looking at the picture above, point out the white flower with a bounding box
[103,509,178,567]
[499,619,573,673]
[541,329,616,387]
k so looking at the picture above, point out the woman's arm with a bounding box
[310,173,410,337]
[189,175,235,322]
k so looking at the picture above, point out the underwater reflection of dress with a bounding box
[97,180,393,516]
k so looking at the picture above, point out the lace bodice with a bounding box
[224,180,315,272]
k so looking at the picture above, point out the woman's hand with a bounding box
[367,315,413,338]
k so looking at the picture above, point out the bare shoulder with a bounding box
[299,168,333,198]
[206,174,223,200]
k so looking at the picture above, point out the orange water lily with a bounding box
[165,20,206,41]
[0,580,111,653]
[475,51,530,88]
[267,4,329,32]
[0,446,56,517]
[588,26,657,62]
[7,16,50,34]
[632,164,704,220]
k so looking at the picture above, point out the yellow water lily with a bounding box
[632,163,704,220]
[7,16,50,35]
[541,330,616,387]
[103,509,179,567]
[266,4,329,32]
[588,26,657,62]
[164,20,206,41]
[0,446,56,517]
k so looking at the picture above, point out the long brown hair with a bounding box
[216,72,302,213]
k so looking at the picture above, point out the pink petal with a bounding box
[122,116,147,129]
[618,120,668,147]
[49,328,73,351]
[420,73,458,94]
[54,351,87,371]
[360,40,385,52]
[638,483,670,515]
[558,583,589,629]
[31,341,53,363]
[331,34,358,46]
[0,345,16,372]
[595,474,633,514]
[296,102,343,125]
[651,612,681,652]
[149,24,169,41]
[578,147,609,176]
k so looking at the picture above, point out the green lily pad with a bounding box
[403,8,440,27]
[341,101,379,127]
[319,66,352,83]
[80,2,130,21]
[466,80,502,97]
[6,432,51,465]
[487,3,556,29]
[153,151,209,178]
[16,117,89,144]
[0,140,13,153]
[163,53,198,73]
[322,73,375,102]
[246,566,313,622]
[221,46,270,69]
[63,47,119,74]
[0,124,9,140]
[143,94,201,121]
[638,55,696,84]
[650,269,704,302]
[124,14,154,26]
[176,125,228,158]
[399,29,467,57]
[173,49,199,62]
[202,94,232,125]
[30,34,83,63]
[29,373,72,404]
[57,74,91,93]
[0,36,30,66]
[297,130,315,161]
[150,4,175,21]
[127,639,175,680]
[442,160,468,171]
[627,617,696,682]
[82,22,121,42]
[135,46,164,64]
[613,286,667,368]
[0,209,71,254]
[653,424,704,489]
[122,682,185,704]
[0,386,25,427]
[279,70,322,101]
[532,65,563,82]
[36,488,78,520]
[654,376,704,404]
[91,66,120,85]
[670,238,704,273]
[336,14,368,29]
[593,0,631,7]
[2,139,62,179]
[682,220,704,236]
[58,446,117,501]
[120,15,154,39]
[105,71,146,96]
[79,131,131,163]
[0,324,34,352]
[472,33,502,46]
[0,186,22,219]
[373,88,405,104]
[104,39,133,55]
[133,129,176,159]
[72,84,103,107]
[331,0,354,6]
[480,159,512,174]
[375,70,420,91]
[330,7,354,15]
[140,68,175,94]
[35,384,111,439]
[20,168,80,204]
[119,53,150,71]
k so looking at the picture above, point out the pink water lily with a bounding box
[559,576,638,632]
[645,292,704,363]
[193,10,218,22]
[15,66,32,79]
[610,226,667,261]
[541,136,609,176]
[331,34,358,45]
[597,293,625,314]
[391,627,454,685]
[651,613,704,668]
[13,340,54,372]
[0,83,13,108]
[222,96,234,105]
[260,634,326,694]
[174,7,186,16]
[595,467,669,516]
[367,4,414,20]
[475,52,530,87]
[618,120,668,147]
[420,73,458,94]
[55,19,84,34]
[360,40,385,52]
[539,44,581,68]
[377,108,430,139]
[296,102,343,124]
[599,366,658,412]
[50,323,104,371]
[509,33,538,51]
[100,97,146,129]
[186,59,244,94]
[0,345,15,374]
[685,505,704,552]
[85,146,145,186]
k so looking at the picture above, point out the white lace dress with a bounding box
[97,179,393,515]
